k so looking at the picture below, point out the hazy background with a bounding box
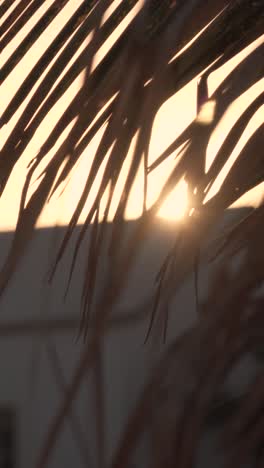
[0,1,263,231]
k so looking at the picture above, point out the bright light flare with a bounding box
[197,99,216,125]
[158,179,189,221]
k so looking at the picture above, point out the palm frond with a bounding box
[1,2,264,466]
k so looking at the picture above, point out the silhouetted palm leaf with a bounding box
[1,1,264,467]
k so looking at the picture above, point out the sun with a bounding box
[157,179,189,221]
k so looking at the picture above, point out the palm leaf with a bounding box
[1,1,264,466]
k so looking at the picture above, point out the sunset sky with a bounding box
[0,1,263,230]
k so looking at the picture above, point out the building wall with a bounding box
[0,210,259,468]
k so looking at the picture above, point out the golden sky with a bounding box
[0,1,263,230]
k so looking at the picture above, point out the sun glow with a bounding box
[158,180,189,221]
